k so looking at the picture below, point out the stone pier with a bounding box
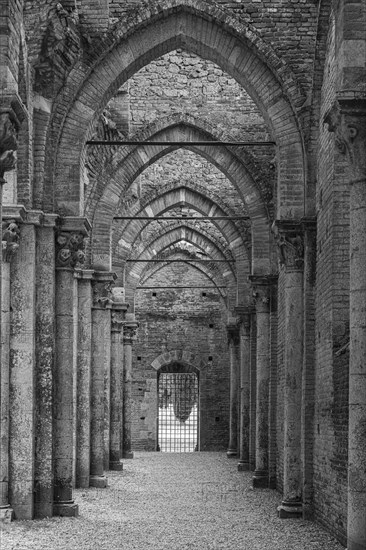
[109,289,129,470]
[75,269,94,488]
[53,217,90,517]
[226,319,240,458]
[122,314,138,459]
[274,222,304,518]
[250,276,272,488]
[90,271,115,487]
[236,308,252,472]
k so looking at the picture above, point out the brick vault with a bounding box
[0,1,365,548]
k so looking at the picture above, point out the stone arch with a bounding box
[151,349,208,371]
[91,123,269,274]
[47,0,306,220]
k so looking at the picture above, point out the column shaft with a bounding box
[227,322,240,457]
[278,268,303,517]
[53,267,78,515]
[34,220,56,517]
[123,339,134,459]
[237,313,251,471]
[75,270,93,488]
[9,223,36,518]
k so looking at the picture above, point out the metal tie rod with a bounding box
[114,216,250,220]
[126,259,235,262]
[86,140,275,146]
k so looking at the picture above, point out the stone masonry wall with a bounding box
[313,10,350,545]
[131,263,230,452]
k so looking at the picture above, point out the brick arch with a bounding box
[151,349,208,372]
[49,0,305,221]
[113,187,249,262]
[91,124,269,274]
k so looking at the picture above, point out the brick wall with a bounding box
[131,263,230,452]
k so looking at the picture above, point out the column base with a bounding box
[89,475,108,488]
[226,449,237,458]
[0,505,14,523]
[269,476,277,489]
[53,501,79,517]
[277,500,303,518]
[123,451,134,459]
[109,461,123,471]
[237,461,250,471]
[252,470,269,488]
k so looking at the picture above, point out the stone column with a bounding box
[110,292,129,470]
[227,319,240,458]
[273,222,305,518]
[122,315,139,459]
[249,276,272,488]
[9,211,40,519]
[75,269,94,488]
[34,214,58,518]
[0,210,23,521]
[235,307,252,471]
[90,271,115,487]
[0,108,20,522]
[53,217,90,517]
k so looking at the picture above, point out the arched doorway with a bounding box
[157,363,199,452]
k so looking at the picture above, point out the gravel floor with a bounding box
[1,452,344,550]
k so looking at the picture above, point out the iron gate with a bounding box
[158,372,198,452]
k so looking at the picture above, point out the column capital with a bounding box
[55,217,91,270]
[111,306,129,333]
[0,105,22,182]
[234,306,253,329]
[249,275,276,312]
[92,271,117,309]
[272,220,304,272]
[2,219,20,262]
[324,94,366,182]
[227,318,240,345]
[122,321,139,344]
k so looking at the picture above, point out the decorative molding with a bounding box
[272,221,304,271]
[2,219,20,262]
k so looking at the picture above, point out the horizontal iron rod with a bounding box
[87,140,275,146]
[126,259,235,262]
[137,286,226,289]
[114,216,250,220]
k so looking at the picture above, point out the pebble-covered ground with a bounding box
[1,452,344,550]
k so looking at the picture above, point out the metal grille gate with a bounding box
[158,373,198,452]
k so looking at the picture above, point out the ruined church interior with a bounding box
[1,0,366,549]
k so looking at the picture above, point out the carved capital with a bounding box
[2,219,20,262]
[92,272,116,309]
[324,95,366,182]
[111,310,125,332]
[234,306,253,331]
[0,109,19,181]
[123,322,139,344]
[272,221,304,271]
[56,230,86,268]
[249,275,276,313]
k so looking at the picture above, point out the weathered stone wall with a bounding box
[313,10,350,545]
[132,263,230,451]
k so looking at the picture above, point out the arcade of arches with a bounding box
[0,1,365,548]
